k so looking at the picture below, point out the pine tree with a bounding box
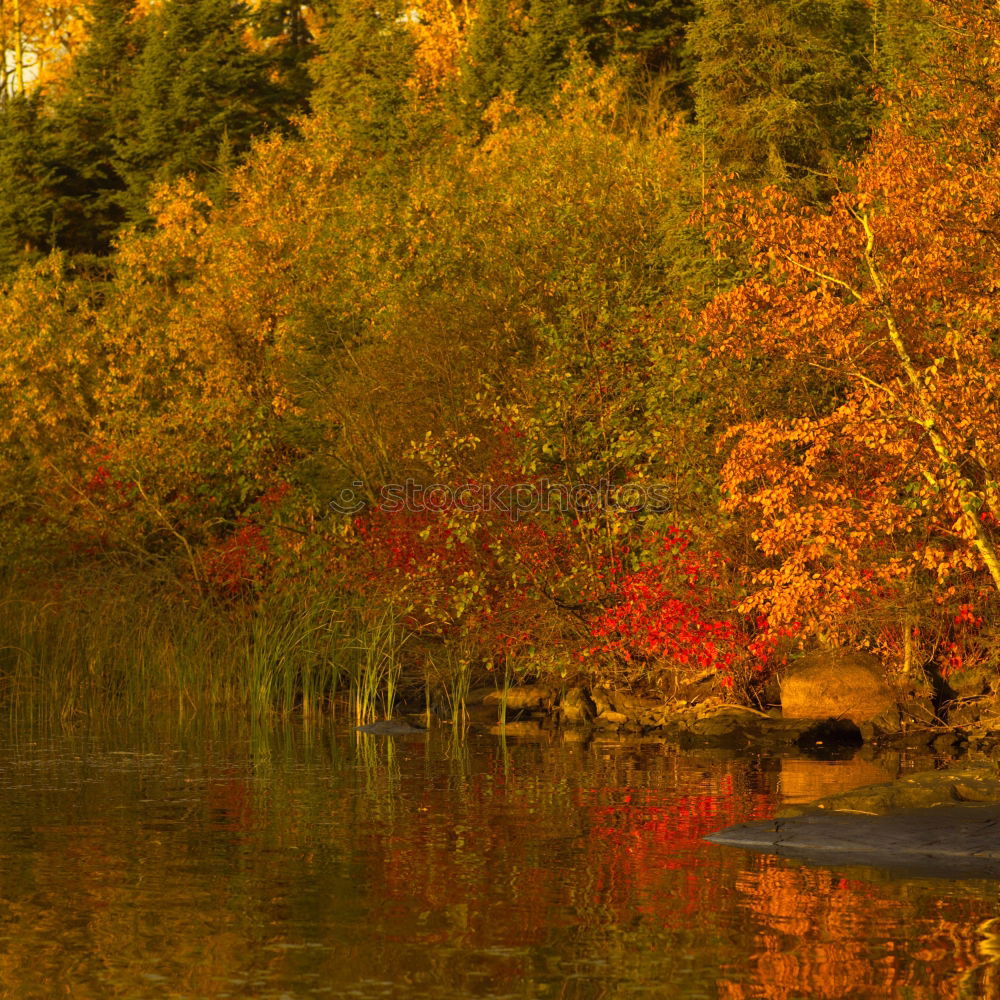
[456,0,514,131]
[599,0,695,102]
[254,0,317,116]
[689,0,875,187]
[457,0,696,128]
[511,0,587,109]
[115,0,288,223]
[48,0,136,257]
[309,0,416,155]
[0,95,61,275]
[870,0,942,95]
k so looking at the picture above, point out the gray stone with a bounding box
[900,696,938,726]
[947,695,995,728]
[661,667,718,705]
[707,763,1000,878]
[858,706,902,742]
[706,803,1000,878]
[680,706,806,750]
[948,665,994,698]
[776,763,1000,818]
[591,686,614,716]
[464,687,497,706]
[595,710,628,728]
[461,702,505,725]
[483,685,555,711]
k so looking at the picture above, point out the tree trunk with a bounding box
[861,212,1000,595]
[12,0,24,93]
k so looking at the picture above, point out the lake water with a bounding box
[0,718,997,999]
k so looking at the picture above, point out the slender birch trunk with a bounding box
[860,212,1000,594]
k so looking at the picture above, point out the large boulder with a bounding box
[707,803,1000,879]
[780,648,895,723]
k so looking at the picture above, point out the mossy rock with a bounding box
[558,687,596,725]
[707,802,1000,878]
[946,692,1000,730]
[483,685,555,711]
[947,665,995,699]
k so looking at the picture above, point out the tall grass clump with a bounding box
[342,602,406,725]
[0,573,355,721]
[245,592,344,719]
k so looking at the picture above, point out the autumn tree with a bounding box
[700,0,1000,662]
[0,0,87,95]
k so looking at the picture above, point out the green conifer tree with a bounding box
[457,0,696,128]
[309,0,416,155]
[0,95,60,275]
[115,0,288,223]
[254,0,318,116]
[455,0,514,131]
[511,0,586,109]
[49,0,136,257]
[870,0,941,95]
[599,0,695,102]
[689,0,875,187]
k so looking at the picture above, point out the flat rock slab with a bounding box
[707,803,1000,879]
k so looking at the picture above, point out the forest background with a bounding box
[2,0,999,721]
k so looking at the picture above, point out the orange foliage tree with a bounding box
[700,0,1000,664]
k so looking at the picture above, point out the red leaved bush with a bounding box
[585,530,794,688]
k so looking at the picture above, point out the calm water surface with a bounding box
[0,718,997,999]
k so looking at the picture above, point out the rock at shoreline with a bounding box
[778,756,897,806]
[559,687,596,725]
[707,803,1000,878]
[780,649,895,723]
[774,763,1000,817]
[596,710,629,728]
[707,763,1000,878]
[454,669,991,750]
[482,685,555,711]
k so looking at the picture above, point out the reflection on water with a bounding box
[777,754,898,805]
[0,719,996,999]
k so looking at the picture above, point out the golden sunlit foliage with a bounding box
[0,0,997,706]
